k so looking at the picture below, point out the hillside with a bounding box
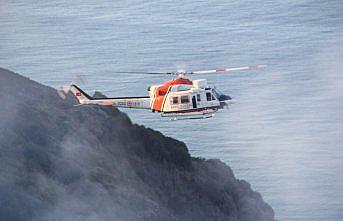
[0,68,275,221]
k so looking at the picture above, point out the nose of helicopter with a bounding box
[218,94,231,101]
[218,94,232,108]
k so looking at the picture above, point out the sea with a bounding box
[1,1,343,220]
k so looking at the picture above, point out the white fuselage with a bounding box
[149,79,221,114]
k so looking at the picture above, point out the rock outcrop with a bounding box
[0,68,275,221]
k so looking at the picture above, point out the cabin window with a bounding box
[181,95,190,104]
[197,94,201,102]
[172,96,179,104]
[206,92,212,101]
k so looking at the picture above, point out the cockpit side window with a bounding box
[206,92,212,101]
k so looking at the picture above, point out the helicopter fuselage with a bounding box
[68,77,231,119]
[64,64,266,119]
[148,78,230,118]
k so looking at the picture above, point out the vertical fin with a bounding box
[69,84,92,104]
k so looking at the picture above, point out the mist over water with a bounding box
[1,0,343,220]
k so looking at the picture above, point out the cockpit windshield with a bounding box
[212,88,223,99]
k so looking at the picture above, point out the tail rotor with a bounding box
[57,86,70,100]
[57,74,88,100]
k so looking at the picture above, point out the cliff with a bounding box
[0,68,275,221]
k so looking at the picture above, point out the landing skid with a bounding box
[161,109,217,120]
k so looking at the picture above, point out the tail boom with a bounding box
[70,84,151,109]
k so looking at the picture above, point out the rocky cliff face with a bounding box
[0,68,275,221]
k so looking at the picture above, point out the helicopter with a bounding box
[59,64,266,120]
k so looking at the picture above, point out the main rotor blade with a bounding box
[190,64,267,74]
[114,71,173,75]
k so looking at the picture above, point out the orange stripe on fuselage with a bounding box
[152,90,164,111]
[152,78,192,111]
